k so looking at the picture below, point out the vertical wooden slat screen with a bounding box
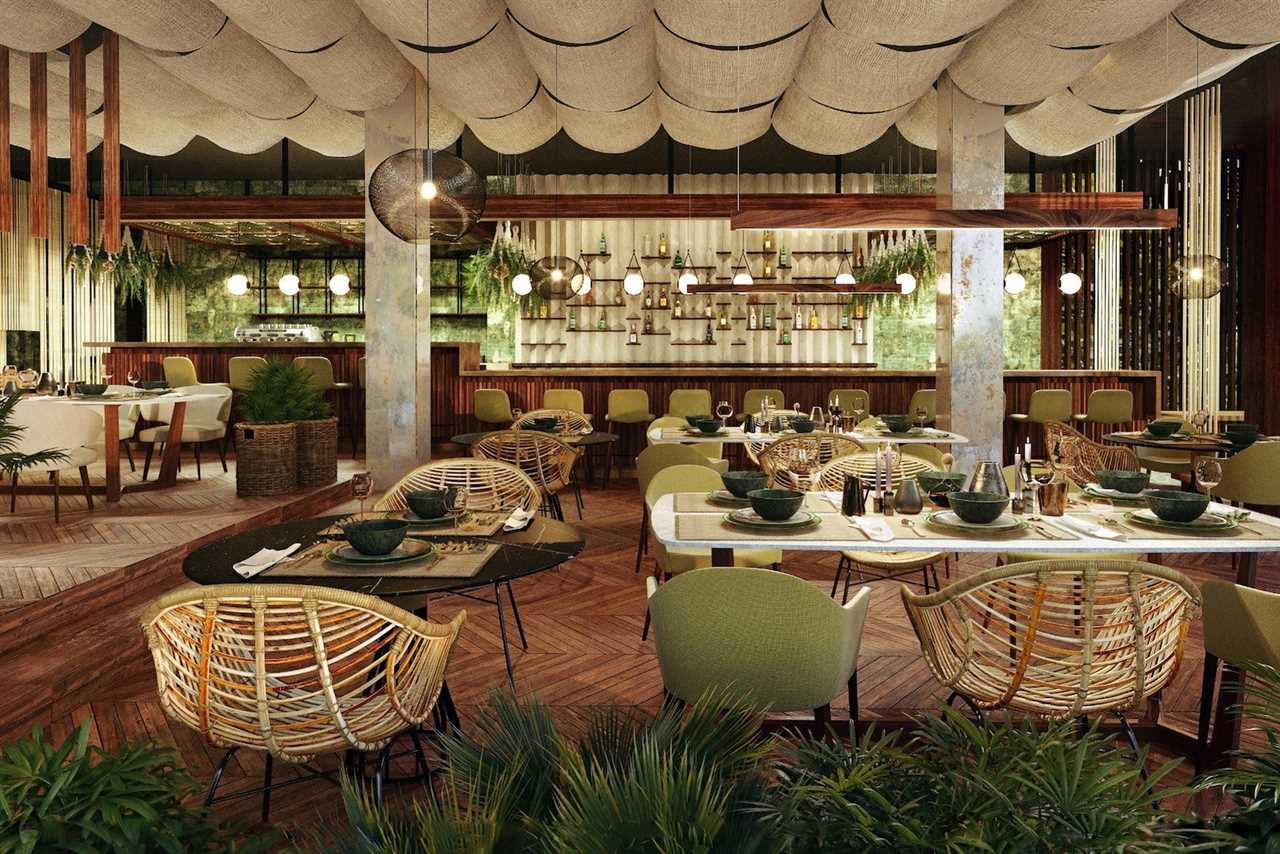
[102,32,120,253]
[1219,147,1245,411]
[1040,161,1095,370]
[28,53,47,240]
[0,47,10,234]
[68,35,88,247]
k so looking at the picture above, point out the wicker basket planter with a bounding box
[235,421,298,496]
[296,417,338,487]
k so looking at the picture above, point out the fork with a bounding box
[901,518,927,539]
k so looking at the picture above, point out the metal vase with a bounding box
[965,460,1010,497]
[896,476,924,514]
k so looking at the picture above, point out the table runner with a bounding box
[674,512,1058,544]
[673,492,834,513]
[263,540,499,579]
[319,511,506,538]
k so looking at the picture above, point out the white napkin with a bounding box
[1056,516,1124,540]
[823,491,843,512]
[850,516,894,541]
[233,543,301,578]
[504,508,535,531]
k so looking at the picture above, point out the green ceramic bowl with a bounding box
[525,417,559,432]
[1145,419,1181,438]
[946,491,1011,524]
[1144,489,1210,523]
[139,380,168,390]
[918,471,966,495]
[1225,422,1260,435]
[685,414,708,427]
[405,487,458,520]
[342,518,409,556]
[790,418,815,434]
[747,488,804,522]
[694,418,722,434]
[1095,469,1150,494]
[880,414,911,433]
[77,384,107,396]
[722,470,768,498]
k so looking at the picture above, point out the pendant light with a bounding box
[512,272,533,296]
[677,266,698,295]
[279,271,300,296]
[328,257,352,295]
[1003,252,1026,295]
[1059,272,1082,295]
[225,223,250,295]
[896,272,917,295]
[570,251,592,297]
[731,252,754,287]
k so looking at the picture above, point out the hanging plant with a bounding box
[113,227,158,306]
[855,232,938,317]
[154,239,189,297]
[463,226,535,312]
[63,243,94,280]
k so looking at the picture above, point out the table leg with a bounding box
[1209,661,1245,770]
[1236,551,1258,587]
[711,547,734,566]
[103,403,121,502]
[156,401,187,486]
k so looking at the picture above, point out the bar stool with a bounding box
[743,388,785,419]
[543,389,585,414]
[1010,388,1071,452]
[162,356,198,388]
[292,357,352,455]
[475,389,514,428]
[604,389,654,487]
[1073,389,1133,427]
[666,389,712,419]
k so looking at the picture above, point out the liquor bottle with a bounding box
[657,233,668,256]
[539,302,549,319]
[644,289,653,309]
[704,297,713,318]
[615,285,624,306]
[704,322,714,344]
[854,320,865,345]
[856,246,865,267]
[781,323,791,345]
[793,302,802,329]
[809,305,820,330]
[672,248,683,269]
[717,305,729,329]
[643,312,653,334]
[584,287,594,305]
[748,304,758,330]
[598,231,608,254]
[628,322,638,345]
[567,308,577,330]
[840,303,850,330]
[779,243,790,267]
[596,312,607,330]
[673,295,683,318]
[854,300,866,320]
[762,230,774,252]
[658,287,669,309]
[763,305,774,329]
[763,258,774,278]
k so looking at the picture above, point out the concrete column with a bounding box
[364,74,432,487]
[935,72,1005,471]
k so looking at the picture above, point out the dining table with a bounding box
[1104,430,1268,456]
[18,388,227,502]
[647,424,970,448]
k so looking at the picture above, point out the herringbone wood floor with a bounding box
[1,462,1274,832]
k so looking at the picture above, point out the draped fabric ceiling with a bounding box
[1,0,1277,160]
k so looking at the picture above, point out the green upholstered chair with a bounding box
[162,356,198,388]
[1211,442,1280,507]
[1073,389,1133,425]
[828,388,870,417]
[743,388,785,418]
[634,444,720,574]
[1010,389,1072,450]
[543,388,585,414]
[227,356,267,392]
[907,388,936,423]
[604,389,655,486]
[1197,581,1280,772]
[474,389,514,427]
[648,416,729,473]
[647,568,871,737]
[667,389,712,419]
[640,464,784,641]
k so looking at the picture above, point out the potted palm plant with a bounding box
[235,360,302,496]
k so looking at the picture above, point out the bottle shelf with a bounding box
[671,341,718,346]
[520,315,567,321]
[641,255,672,261]
[580,252,611,260]
[567,328,624,333]
[520,341,567,347]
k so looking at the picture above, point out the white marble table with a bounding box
[647,425,970,448]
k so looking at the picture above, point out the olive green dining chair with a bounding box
[1073,389,1134,426]
[227,356,267,392]
[648,416,729,472]
[647,567,872,738]
[1010,389,1072,450]
[163,356,198,388]
[907,389,936,423]
[640,464,783,640]
[475,389,515,427]
[1197,581,1280,772]
[743,388,785,418]
[543,388,585,414]
[604,389,654,486]
[667,389,713,419]
[1210,442,1280,508]
[634,443,722,573]
[828,388,870,417]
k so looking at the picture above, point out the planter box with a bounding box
[234,422,298,496]
[296,417,338,487]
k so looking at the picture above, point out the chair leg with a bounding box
[79,466,93,511]
[202,747,238,812]
[122,440,135,472]
[217,437,228,472]
[52,470,60,524]
[921,566,931,593]
[841,563,855,605]
[604,426,615,488]
[141,444,154,481]
[813,703,832,740]
[634,506,649,574]
[505,581,528,650]
[193,443,202,480]
[372,744,392,808]
[261,753,274,823]
[1115,711,1148,781]
[9,471,17,513]
[848,671,860,742]
[831,554,848,597]
[945,691,986,725]
[1195,652,1220,776]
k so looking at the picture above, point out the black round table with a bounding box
[450,430,619,488]
[184,514,585,685]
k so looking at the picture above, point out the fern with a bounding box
[0,394,68,476]
[238,358,331,424]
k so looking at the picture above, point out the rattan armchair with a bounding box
[471,429,580,520]
[758,433,862,491]
[513,408,593,436]
[902,560,1200,728]
[141,584,465,817]
[374,459,540,514]
[1046,421,1140,488]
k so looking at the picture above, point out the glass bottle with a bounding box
[840,302,850,329]
[763,258,774,278]
[704,297,713,318]
[628,322,638,344]
[704,322,714,344]
[718,305,729,329]
[748,304,758,330]
[793,302,802,329]
[596,312,607,330]
[658,287,669,309]
[856,246,865,267]
[779,243,790,267]
[642,233,652,256]
[598,231,608,254]
[808,305,820,330]
[854,320,865,345]
[763,304,774,329]
[567,308,577,330]
[644,288,653,309]
[673,295,683,318]
[762,230,774,252]
[782,324,791,345]
[657,233,668,256]
[672,248,683,269]
[539,301,549,319]
[643,312,653,334]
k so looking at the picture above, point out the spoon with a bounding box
[901,518,927,538]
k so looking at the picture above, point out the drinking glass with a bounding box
[127,369,140,388]
[809,405,825,428]
[351,471,373,517]
[851,406,867,430]
[1191,409,1211,435]
[715,400,733,425]
[913,406,929,429]
[1196,458,1223,504]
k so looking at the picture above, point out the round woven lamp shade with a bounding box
[1171,254,1226,300]
[533,255,585,297]
[368,149,486,243]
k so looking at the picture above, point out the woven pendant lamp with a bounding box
[368,148,485,243]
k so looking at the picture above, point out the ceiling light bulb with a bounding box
[1059,272,1082,295]
[571,272,591,296]
[677,269,698,294]
[1188,266,1204,281]
[549,266,563,283]
[732,269,754,287]
[623,270,645,296]
[835,270,856,286]
[226,273,249,296]
[278,272,300,296]
[328,272,351,295]
[512,272,533,296]
[896,272,917,295]
[1004,271,1027,294]
[419,179,437,200]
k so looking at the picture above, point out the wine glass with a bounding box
[1196,458,1223,505]
[851,405,868,431]
[351,471,373,517]
[446,486,471,529]
[1191,409,1211,435]
[913,406,929,430]
[715,400,733,426]
[127,369,140,388]
[826,397,842,426]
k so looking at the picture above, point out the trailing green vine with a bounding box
[63,228,190,305]
[462,226,537,313]
[853,232,938,318]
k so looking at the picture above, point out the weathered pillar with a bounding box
[935,71,1005,471]
[364,74,432,487]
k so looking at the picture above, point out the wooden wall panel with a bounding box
[68,36,87,247]
[27,53,46,240]
[101,32,120,253]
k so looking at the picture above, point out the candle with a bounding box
[1024,437,1032,465]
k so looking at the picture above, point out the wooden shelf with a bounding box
[521,341,567,347]
[689,282,897,295]
[625,342,642,346]
[641,255,671,261]
[520,315,567,321]
[254,312,365,319]
[746,250,778,256]
[567,328,624,333]
[580,252,611,259]
[671,341,718,346]
[641,331,671,336]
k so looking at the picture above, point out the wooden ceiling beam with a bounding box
[729,207,1177,231]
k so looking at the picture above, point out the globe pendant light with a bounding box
[226,272,249,296]
[512,272,533,296]
[834,253,857,286]
[1059,272,1082,295]
[279,271,300,296]
[534,255,584,298]
[570,251,592,297]
[328,258,352,295]
[1003,252,1026,295]
[896,272,917,295]
[1171,254,1224,299]
[623,249,645,295]
[732,256,754,287]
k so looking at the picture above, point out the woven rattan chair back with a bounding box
[759,433,862,490]
[471,429,578,495]
[141,584,465,762]
[1046,421,1140,487]
[513,408,593,436]
[815,449,938,492]
[901,560,1200,718]
[374,459,540,513]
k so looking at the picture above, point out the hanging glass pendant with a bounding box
[535,255,584,299]
[570,252,592,297]
[731,252,754,287]
[834,253,857,286]
[1059,272,1082,295]
[1170,254,1225,299]
[623,250,645,295]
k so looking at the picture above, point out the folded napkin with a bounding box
[823,491,843,511]
[504,508,535,531]
[233,543,301,578]
[850,516,894,542]
[1055,516,1123,540]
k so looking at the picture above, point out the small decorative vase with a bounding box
[966,460,1010,497]
[896,476,924,514]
